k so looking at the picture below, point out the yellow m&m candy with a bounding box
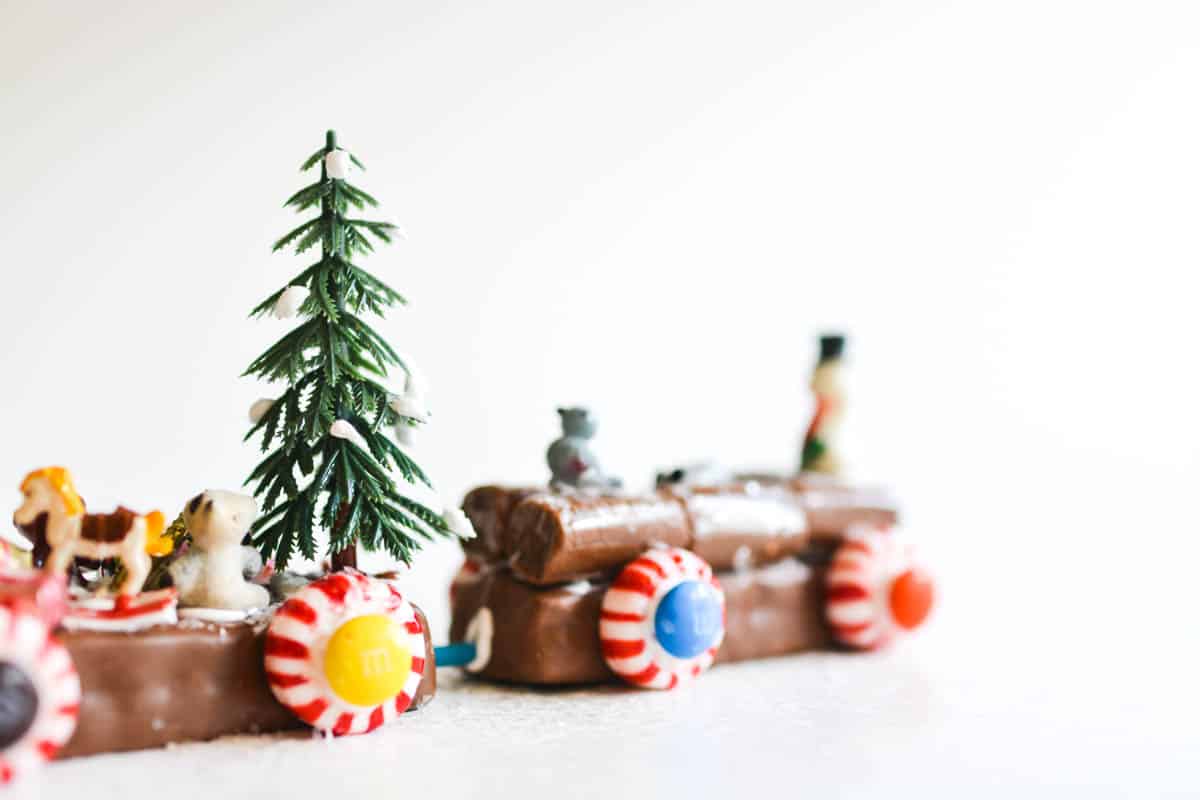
[265,571,427,735]
[324,614,412,707]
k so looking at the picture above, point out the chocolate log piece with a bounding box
[738,474,899,538]
[665,484,812,570]
[507,494,691,586]
[461,486,542,559]
[473,478,895,585]
[450,561,831,685]
[58,606,436,758]
[800,485,897,537]
[450,567,611,685]
[715,559,833,662]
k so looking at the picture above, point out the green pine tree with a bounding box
[244,130,455,571]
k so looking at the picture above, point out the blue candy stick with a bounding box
[434,642,477,668]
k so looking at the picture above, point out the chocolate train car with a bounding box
[449,475,934,688]
[0,567,437,782]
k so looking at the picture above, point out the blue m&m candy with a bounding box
[654,580,724,659]
[600,547,727,690]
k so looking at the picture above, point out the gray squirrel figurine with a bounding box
[547,407,622,490]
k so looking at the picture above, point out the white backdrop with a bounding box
[1,3,1197,791]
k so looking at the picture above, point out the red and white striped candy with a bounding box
[0,603,80,784]
[0,540,18,569]
[826,526,933,650]
[264,571,426,736]
[599,547,725,690]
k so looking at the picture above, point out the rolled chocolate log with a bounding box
[507,493,691,586]
[739,473,898,536]
[449,560,831,685]
[460,486,541,560]
[471,478,894,585]
[799,484,897,538]
[666,483,811,570]
[58,607,436,758]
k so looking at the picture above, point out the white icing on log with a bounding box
[802,489,897,511]
[687,495,808,539]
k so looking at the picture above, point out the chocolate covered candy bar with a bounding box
[740,473,898,537]
[58,607,436,758]
[507,493,692,585]
[799,484,897,538]
[495,488,812,583]
[465,478,895,585]
[449,560,831,685]
[668,483,811,570]
[461,486,542,560]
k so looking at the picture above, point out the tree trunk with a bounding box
[331,542,357,572]
[330,502,357,572]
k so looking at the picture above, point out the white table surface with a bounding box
[11,545,1195,800]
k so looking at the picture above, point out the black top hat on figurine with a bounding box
[818,334,845,363]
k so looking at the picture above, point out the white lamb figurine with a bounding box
[169,490,270,610]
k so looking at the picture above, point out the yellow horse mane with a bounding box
[20,466,85,517]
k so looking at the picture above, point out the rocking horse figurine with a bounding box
[12,467,164,597]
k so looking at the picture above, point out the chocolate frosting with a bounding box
[58,605,436,758]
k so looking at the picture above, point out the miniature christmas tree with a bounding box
[244,130,464,571]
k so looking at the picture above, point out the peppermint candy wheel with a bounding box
[0,603,80,784]
[600,547,725,690]
[265,571,426,736]
[825,527,934,650]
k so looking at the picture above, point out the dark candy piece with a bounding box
[0,661,39,750]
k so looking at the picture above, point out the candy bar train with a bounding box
[447,474,934,689]
[0,337,933,782]
[1,131,943,784]
[0,468,438,783]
